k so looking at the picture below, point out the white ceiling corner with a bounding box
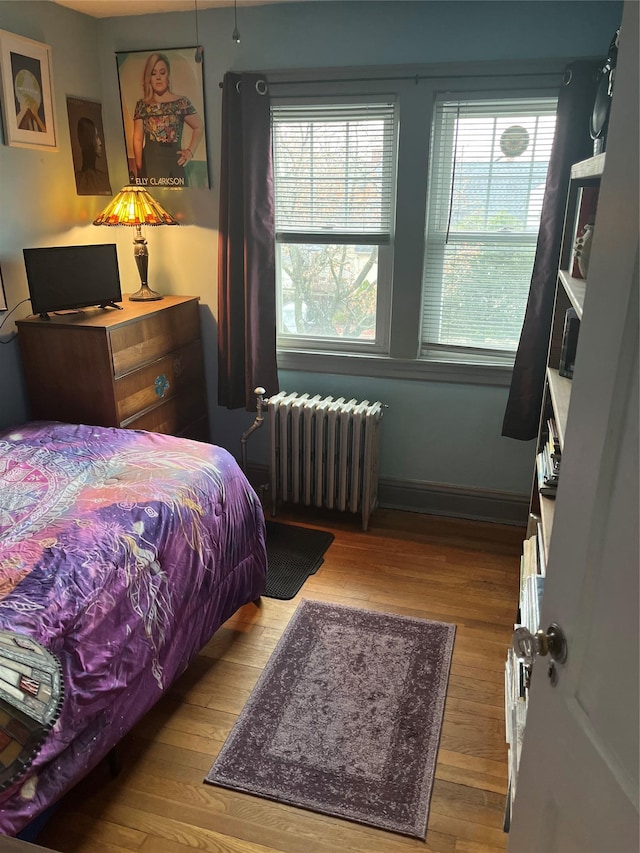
[50,0,297,19]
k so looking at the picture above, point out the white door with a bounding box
[508,3,639,851]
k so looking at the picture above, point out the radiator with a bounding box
[266,392,384,531]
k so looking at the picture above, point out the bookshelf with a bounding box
[557,270,586,319]
[546,367,572,449]
[503,153,605,828]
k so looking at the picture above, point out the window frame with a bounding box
[272,95,398,356]
[269,60,565,386]
[420,93,558,364]
[275,242,394,356]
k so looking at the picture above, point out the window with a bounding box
[421,97,557,363]
[270,66,562,382]
[272,102,396,352]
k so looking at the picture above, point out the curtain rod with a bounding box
[219,70,564,89]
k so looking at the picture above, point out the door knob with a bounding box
[512,623,568,666]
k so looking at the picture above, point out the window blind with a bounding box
[272,103,396,243]
[421,96,557,359]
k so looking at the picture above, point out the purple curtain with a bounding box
[502,61,600,440]
[218,72,279,410]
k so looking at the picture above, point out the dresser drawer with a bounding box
[124,387,207,435]
[177,416,210,443]
[16,296,208,439]
[114,340,204,424]
[110,300,201,377]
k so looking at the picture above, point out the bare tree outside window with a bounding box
[272,104,395,348]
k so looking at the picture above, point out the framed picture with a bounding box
[0,29,57,150]
[0,266,7,312]
[116,47,210,189]
[66,97,112,196]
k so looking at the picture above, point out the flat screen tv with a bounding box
[23,244,123,318]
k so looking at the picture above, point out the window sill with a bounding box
[276,349,514,386]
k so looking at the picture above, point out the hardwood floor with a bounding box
[37,506,523,853]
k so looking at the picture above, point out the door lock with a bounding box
[512,623,568,667]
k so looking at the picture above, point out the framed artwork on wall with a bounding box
[66,97,112,195]
[116,47,210,189]
[0,29,57,150]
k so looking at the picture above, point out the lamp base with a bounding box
[129,284,163,302]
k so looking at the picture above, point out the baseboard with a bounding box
[246,463,528,527]
[378,477,529,526]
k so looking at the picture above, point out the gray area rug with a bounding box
[205,599,456,838]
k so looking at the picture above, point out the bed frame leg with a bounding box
[108,746,121,777]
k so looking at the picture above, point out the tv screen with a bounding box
[23,244,122,317]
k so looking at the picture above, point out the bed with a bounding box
[0,421,267,836]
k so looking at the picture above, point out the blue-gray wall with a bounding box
[0,1,623,521]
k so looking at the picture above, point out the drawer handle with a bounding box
[173,357,183,376]
[154,374,170,398]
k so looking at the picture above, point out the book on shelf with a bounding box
[546,416,561,457]
[520,536,538,597]
[523,573,545,632]
[508,695,528,804]
[505,649,530,747]
[542,444,560,483]
[537,451,558,498]
[536,521,547,577]
[559,307,580,379]
[519,659,530,696]
[505,666,512,744]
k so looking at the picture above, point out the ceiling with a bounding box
[51,0,291,18]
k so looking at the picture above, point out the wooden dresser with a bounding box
[16,295,209,441]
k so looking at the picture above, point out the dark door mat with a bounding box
[264,521,335,600]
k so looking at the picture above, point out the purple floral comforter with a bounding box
[0,421,267,835]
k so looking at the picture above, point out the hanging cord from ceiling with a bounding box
[232,0,241,44]
[194,0,203,62]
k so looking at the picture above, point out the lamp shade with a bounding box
[93,185,179,227]
[93,186,178,302]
